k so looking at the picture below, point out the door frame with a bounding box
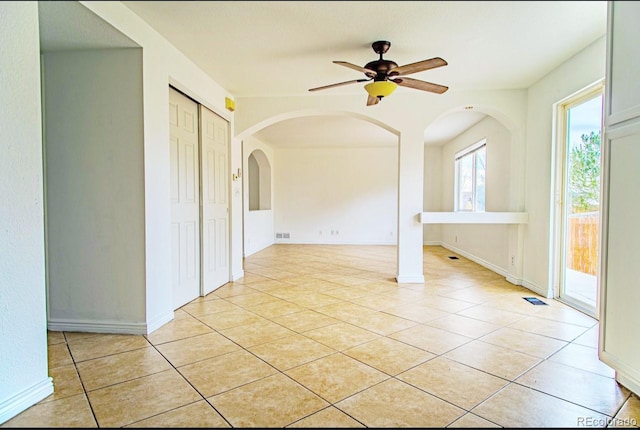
[550,79,604,318]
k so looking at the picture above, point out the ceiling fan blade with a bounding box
[366,95,380,106]
[334,61,377,77]
[389,57,447,77]
[308,78,370,92]
[391,77,449,94]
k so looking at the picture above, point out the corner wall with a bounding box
[43,48,146,333]
[0,2,52,423]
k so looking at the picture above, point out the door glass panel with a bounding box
[560,93,603,316]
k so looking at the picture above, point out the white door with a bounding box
[199,105,230,294]
[169,88,200,309]
[600,0,640,396]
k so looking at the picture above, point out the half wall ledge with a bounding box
[420,212,528,224]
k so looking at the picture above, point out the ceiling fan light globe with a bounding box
[364,81,397,98]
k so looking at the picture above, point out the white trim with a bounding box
[274,240,397,245]
[521,278,551,298]
[47,318,148,335]
[550,80,604,316]
[608,104,640,128]
[420,212,528,224]
[232,269,245,282]
[505,274,523,286]
[430,241,548,297]
[146,311,174,334]
[396,274,425,284]
[441,243,507,278]
[454,138,487,159]
[0,377,53,425]
[600,349,640,397]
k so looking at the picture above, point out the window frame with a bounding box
[454,138,487,212]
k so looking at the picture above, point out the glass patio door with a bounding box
[558,87,603,317]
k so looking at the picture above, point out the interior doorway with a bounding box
[553,81,604,318]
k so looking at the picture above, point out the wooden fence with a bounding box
[566,211,599,275]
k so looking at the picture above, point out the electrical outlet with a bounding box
[454,235,458,243]
[511,256,515,266]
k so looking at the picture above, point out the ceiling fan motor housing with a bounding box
[364,59,399,81]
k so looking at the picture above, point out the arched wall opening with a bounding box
[421,104,525,281]
[238,110,401,266]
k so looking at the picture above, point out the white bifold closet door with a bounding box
[199,104,230,295]
[169,88,201,309]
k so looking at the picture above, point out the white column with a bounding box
[396,128,425,283]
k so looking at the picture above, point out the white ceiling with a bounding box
[43,1,607,147]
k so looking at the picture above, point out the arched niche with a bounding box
[248,149,271,211]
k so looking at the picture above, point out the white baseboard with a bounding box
[244,240,274,257]
[506,275,523,285]
[396,274,426,283]
[146,311,174,334]
[232,270,245,282]
[0,377,53,425]
[615,367,640,399]
[423,241,441,246]
[274,239,396,245]
[428,241,548,297]
[440,242,508,278]
[521,278,550,298]
[47,318,148,335]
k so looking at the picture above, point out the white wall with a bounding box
[423,145,443,244]
[523,35,606,295]
[43,48,146,332]
[439,116,512,272]
[243,137,274,256]
[274,145,398,245]
[0,1,52,423]
[78,1,239,323]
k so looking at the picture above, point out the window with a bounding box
[455,139,486,212]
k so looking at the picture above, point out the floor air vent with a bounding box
[448,256,459,260]
[523,297,548,305]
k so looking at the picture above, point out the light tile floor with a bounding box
[3,245,639,428]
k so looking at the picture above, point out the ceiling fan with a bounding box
[309,40,449,106]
